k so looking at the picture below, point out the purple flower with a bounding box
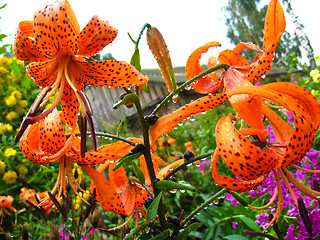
[255,213,269,229]
[232,221,238,229]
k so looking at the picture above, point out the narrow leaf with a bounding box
[130,48,141,72]
[113,152,142,171]
[155,180,196,192]
[146,192,162,222]
[150,229,170,240]
[175,222,203,240]
[240,216,261,232]
[113,93,139,109]
[132,161,145,185]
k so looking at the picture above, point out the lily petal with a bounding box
[149,93,227,150]
[77,16,118,56]
[76,59,148,88]
[33,0,80,57]
[14,21,47,62]
[27,59,58,87]
[211,151,266,192]
[215,115,277,180]
[185,42,222,94]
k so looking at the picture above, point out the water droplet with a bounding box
[187,163,192,167]
[178,122,183,126]
[201,111,207,115]
[170,189,177,194]
[180,190,185,193]
[261,74,266,79]
[185,85,192,90]
[189,115,195,122]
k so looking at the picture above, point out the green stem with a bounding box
[133,100,167,229]
[180,188,228,226]
[133,23,151,49]
[151,63,230,115]
[70,132,136,146]
[163,150,214,180]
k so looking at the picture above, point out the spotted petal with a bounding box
[211,151,266,192]
[33,0,80,58]
[185,42,222,94]
[77,16,118,56]
[215,115,277,181]
[14,21,47,62]
[76,59,148,88]
[149,93,227,150]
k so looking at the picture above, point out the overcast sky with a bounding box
[1,0,319,69]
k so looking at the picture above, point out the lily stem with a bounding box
[163,150,214,180]
[180,188,228,226]
[151,63,230,115]
[71,132,136,146]
[133,99,167,229]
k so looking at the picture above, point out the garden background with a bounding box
[1,0,320,239]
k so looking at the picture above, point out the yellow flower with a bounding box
[17,165,28,175]
[11,90,22,99]
[19,100,28,107]
[0,161,6,174]
[311,89,320,99]
[310,69,320,77]
[313,73,320,83]
[0,125,6,135]
[3,171,17,184]
[0,66,9,74]
[5,95,17,107]
[0,56,11,66]
[4,148,17,158]
[6,111,17,121]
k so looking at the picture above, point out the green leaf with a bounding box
[146,192,162,222]
[175,222,203,240]
[168,67,177,91]
[223,234,250,240]
[0,3,7,10]
[132,161,145,185]
[117,120,124,136]
[230,192,249,206]
[155,180,196,192]
[113,93,139,109]
[239,216,261,232]
[130,48,141,72]
[113,152,142,171]
[149,229,170,240]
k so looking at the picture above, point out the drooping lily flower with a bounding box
[14,0,148,147]
[82,139,183,216]
[149,0,285,148]
[212,82,320,230]
[0,196,16,225]
[19,187,54,212]
[19,109,140,202]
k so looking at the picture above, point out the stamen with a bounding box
[80,115,87,158]
[15,86,51,142]
[282,168,320,199]
[263,170,283,232]
[279,168,298,206]
[292,164,320,174]
[108,213,134,231]
[269,214,284,240]
[48,191,67,221]
[44,133,75,161]
[248,187,278,210]
[298,197,313,236]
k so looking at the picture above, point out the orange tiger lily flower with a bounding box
[20,109,142,202]
[82,139,183,216]
[212,82,320,230]
[0,196,16,225]
[19,188,54,212]
[185,0,285,94]
[14,0,148,145]
[149,0,285,148]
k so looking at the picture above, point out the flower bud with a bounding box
[147,27,178,100]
